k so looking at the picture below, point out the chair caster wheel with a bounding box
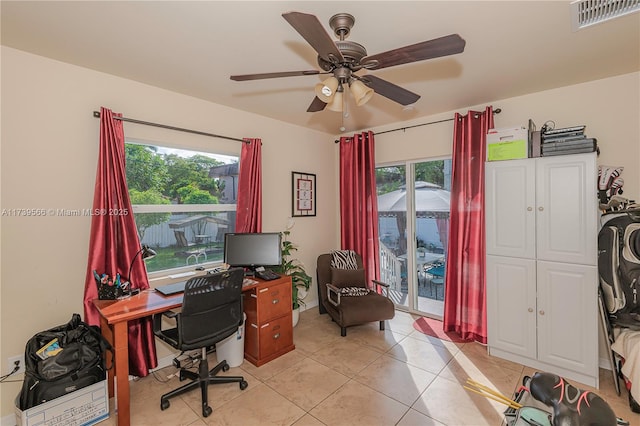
[160,399,170,410]
[222,363,230,372]
[240,380,248,390]
[203,405,212,417]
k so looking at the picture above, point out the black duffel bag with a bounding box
[18,313,112,410]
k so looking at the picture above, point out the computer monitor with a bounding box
[223,232,282,272]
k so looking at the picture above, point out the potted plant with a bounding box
[274,230,312,326]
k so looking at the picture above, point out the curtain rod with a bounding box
[92,111,248,143]
[334,108,502,143]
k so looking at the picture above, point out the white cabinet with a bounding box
[536,261,597,373]
[486,154,597,264]
[486,153,599,387]
[486,255,537,359]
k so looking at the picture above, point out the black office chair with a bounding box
[152,268,248,417]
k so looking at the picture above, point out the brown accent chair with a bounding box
[316,252,395,336]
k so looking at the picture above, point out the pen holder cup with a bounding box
[97,281,127,300]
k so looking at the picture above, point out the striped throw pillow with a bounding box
[330,250,358,269]
[338,287,371,297]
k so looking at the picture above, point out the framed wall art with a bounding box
[292,172,316,217]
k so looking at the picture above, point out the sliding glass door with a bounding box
[376,158,451,318]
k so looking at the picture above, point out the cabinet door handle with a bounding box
[539,310,545,315]
[273,333,280,340]
[528,308,533,312]
[272,298,279,304]
[538,206,544,211]
[527,207,533,211]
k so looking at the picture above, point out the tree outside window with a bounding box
[125,143,238,274]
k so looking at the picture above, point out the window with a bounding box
[125,142,238,275]
[377,158,451,317]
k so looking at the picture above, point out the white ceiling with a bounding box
[2,1,639,134]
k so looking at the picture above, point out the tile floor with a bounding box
[102,309,638,426]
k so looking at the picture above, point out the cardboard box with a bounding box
[486,127,528,161]
[15,380,109,426]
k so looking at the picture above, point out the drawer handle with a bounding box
[539,310,545,315]
[273,333,280,340]
[528,308,533,313]
[272,298,279,304]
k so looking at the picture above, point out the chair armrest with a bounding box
[152,310,178,334]
[372,279,389,289]
[372,279,391,297]
[327,283,341,307]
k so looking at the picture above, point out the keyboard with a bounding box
[155,281,186,296]
[255,269,280,281]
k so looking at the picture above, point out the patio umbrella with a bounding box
[378,181,450,214]
[378,181,450,254]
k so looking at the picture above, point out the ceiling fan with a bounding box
[230,11,466,113]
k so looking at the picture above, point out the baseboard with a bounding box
[152,353,179,372]
[600,356,614,371]
[1,413,17,426]
[300,300,318,311]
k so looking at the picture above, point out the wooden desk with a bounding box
[93,276,294,425]
[94,290,182,426]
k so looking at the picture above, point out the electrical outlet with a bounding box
[8,354,25,375]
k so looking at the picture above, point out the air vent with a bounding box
[571,0,640,31]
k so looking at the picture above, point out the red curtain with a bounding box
[443,106,494,343]
[339,131,380,285]
[235,138,262,233]
[436,217,449,254]
[83,107,157,377]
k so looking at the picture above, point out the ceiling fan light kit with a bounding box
[326,85,344,112]
[349,79,374,107]
[230,11,466,115]
[315,76,339,102]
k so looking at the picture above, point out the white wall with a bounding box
[0,46,339,417]
[373,72,640,199]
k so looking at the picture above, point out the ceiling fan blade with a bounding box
[363,34,466,70]
[307,96,327,112]
[360,75,420,105]
[230,70,320,81]
[282,11,345,63]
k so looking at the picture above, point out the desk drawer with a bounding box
[256,280,290,321]
[258,315,293,359]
